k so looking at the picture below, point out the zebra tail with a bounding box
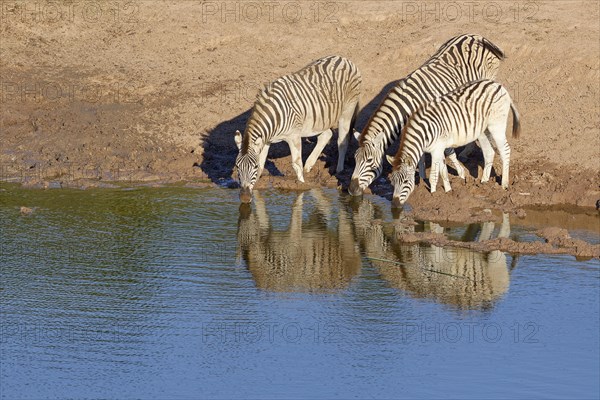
[510,101,521,139]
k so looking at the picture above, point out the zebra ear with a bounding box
[353,129,361,141]
[234,130,243,151]
[386,155,395,166]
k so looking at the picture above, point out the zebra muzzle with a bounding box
[348,178,363,196]
[239,187,253,203]
[391,197,404,209]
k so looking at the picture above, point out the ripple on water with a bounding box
[1,185,598,399]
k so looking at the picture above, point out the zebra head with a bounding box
[234,130,262,203]
[389,159,415,209]
[349,132,385,196]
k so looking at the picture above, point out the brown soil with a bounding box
[1,2,599,229]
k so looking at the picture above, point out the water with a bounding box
[1,185,599,399]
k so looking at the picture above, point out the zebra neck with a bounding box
[242,126,268,155]
[400,139,425,169]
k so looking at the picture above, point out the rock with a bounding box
[20,206,33,215]
[397,233,419,243]
[536,227,570,244]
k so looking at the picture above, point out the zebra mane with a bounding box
[393,126,415,169]
[240,83,279,155]
[431,34,505,62]
[479,36,506,60]
[358,84,399,146]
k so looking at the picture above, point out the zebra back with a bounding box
[398,79,512,167]
[358,34,504,148]
[240,55,362,155]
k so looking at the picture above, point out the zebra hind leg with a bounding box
[478,134,496,184]
[487,124,511,189]
[445,148,466,179]
[304,129,333,173]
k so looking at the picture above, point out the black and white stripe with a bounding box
[349,34,505,195]
[235,55,362,203]
[389,79,521,207]
[237,191,361,292]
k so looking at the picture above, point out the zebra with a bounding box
[382,218,511,310]
[234,55,362,203]
[349,197,510,310]
[236,190,361,292]
[388,79,521,208]
[349,34,505,196]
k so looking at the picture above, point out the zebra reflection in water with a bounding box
[237,190,361,293]
[350,198,512,310]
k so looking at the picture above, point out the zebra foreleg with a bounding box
[287,136,305,183]
[429,149,445,193]
[498,212,511,238]
[256,144,271,178]
[478,135,496,184]
[479,220,495,241]
[254,191,270,230]
[310,188,332,218]
[304,129,333,173]
[289,192,304,237]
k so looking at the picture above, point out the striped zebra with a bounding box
[349,197,510,310]
[237,190,361,292]
[383,218,511,310]
[349,34,505,196]
[234,55,362,203]
[388,79,521,208]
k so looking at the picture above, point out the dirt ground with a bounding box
[1,1,599,226]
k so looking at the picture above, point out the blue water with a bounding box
[1,186,598,399]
